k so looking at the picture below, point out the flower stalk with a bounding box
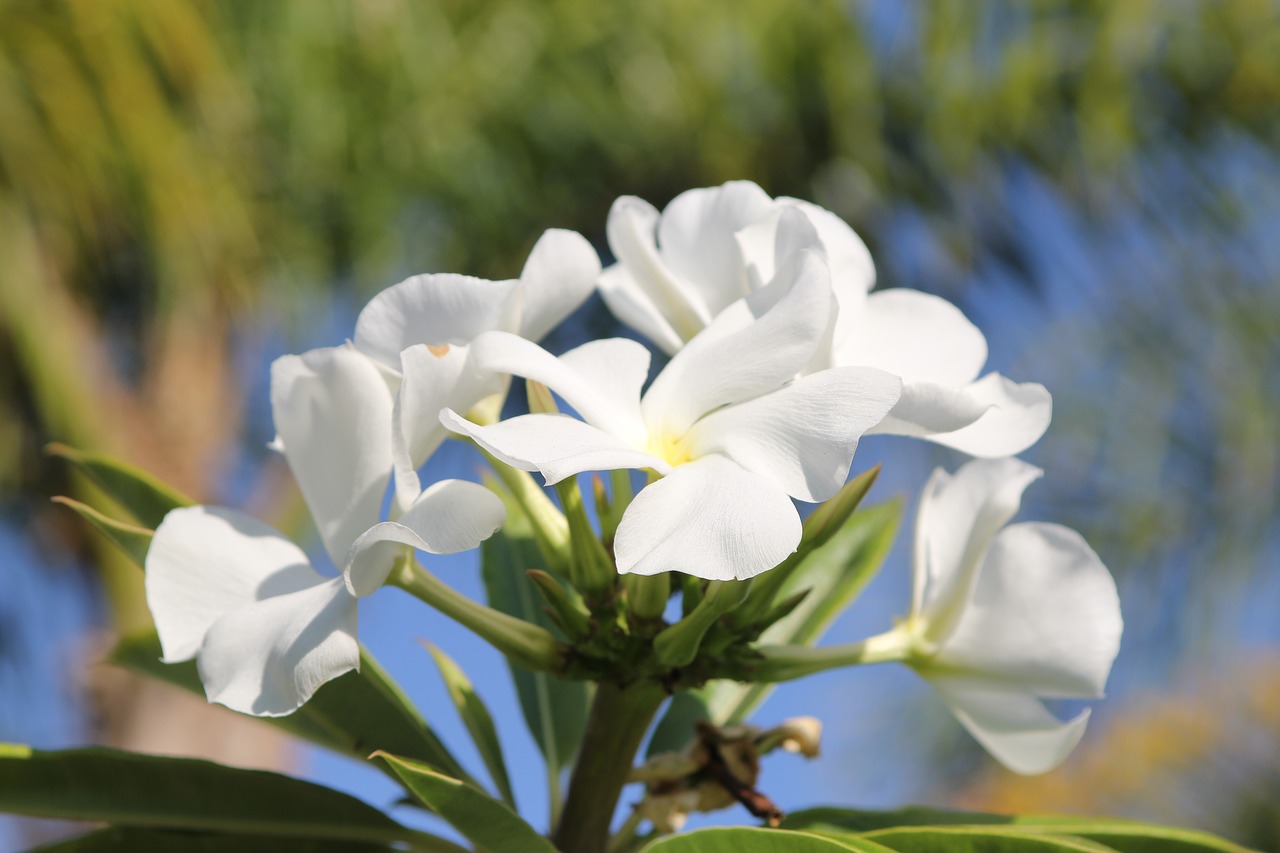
[751,627,916,682]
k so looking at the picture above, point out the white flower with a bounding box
[352,229,601,511]
[600,181,1051,457]
[904,457,1122,774]
[145,346,504,716]
[443,251,902,581]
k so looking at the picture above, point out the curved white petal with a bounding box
[778,199,876,296]
[146,506,320,663]
[614,455,801,581]
[353,273,520,370]
[341,477,506,597]
[912,458,1043,636]
[869,381,993,437]
[606,195,709,342]
[839,289,988,387]
[935,522,1122,698]
[198,576,358,717]
[924,374,1053,458]
[657,181,775,317]
[597,264,686,356]
[470,331,649,443]
[927,676,1091,775]
[518,229,602,342]
[641,251,836,437]
[271,346,395,565]
[734,205,822,293]
[392,343,503,510]
[442,410,669,486]
[685,367,902,502]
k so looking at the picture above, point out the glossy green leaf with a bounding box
[426,643,517,808]
[51,496,152,568]
[637,826,892,852]
[481,490,590,775]
[374,752,558,853]
[704,500,902,725]
[110,630,477,788]
[0,744,412,847]
[47,443,192,529]
[784,808,1255,853]
[22,826,401,853]
[853,827,1118,851]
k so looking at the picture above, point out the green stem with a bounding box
[752,627,916,682]
[486,451,571,574]
[392,558,563,672]
[553,681,665,853]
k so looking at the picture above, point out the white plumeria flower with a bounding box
[145,345,504,716]
[903,457,1122,774]
[443,251,902,581]
[601,180,1051,457]
[352,229,601,511]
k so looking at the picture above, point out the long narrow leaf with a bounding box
[51,496,152,568]
[47,443,192,529]
[0,744,411,847]
[481,486,591,776]
[110,631,477,788]
[374,752,558,853]
[426,643,517,808]
[637,826,889,852]
[23,826,402,853]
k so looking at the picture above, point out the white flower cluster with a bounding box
[145,181,1120,775]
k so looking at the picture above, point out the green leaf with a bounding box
[23,826,399,853]
[704,500,902,725]
[110,630,477,788]
[783,808,1256,853]
[47,443,192,529]
[426,642,517,808]
[0,743,412,847]
[853,827,1119,851]
[374,752,558,853]
[481,499,590,775]
[637,826,892,852]
[51,496,152,568]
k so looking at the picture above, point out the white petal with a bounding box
[923,374,1053,458]
[392,343,503,510]
[441,410,669,485]
[927,676,1092,775]
[869,381,992,437]
[657,181,775,316]
[342,478,506,598]
[912,458,1042,635]
[935,522,1121,698]
[614,455,801,581]
[606,195,709,342]
[271,346,394,565]
[641,251,837,437]
[146,506,320,663]
[838,289,988,387]
[517,229,601,342]
[734,205,821,292]
[597,264,686,356]
[684,367,901,502]
[777,199,876,296]
[353,273,520,370]
[198,576,358,717]
[470,331,649,443]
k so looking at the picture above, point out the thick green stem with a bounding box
[553,681,665,853]
[392,558,563,672]
[752,627,915,682]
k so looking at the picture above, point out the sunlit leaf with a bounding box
[51,496,152,568]
[426,642,517,808]
[373,752,558,853]
[637,826,892,852]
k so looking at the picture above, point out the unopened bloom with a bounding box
[903,457,1122,774]
[145,346,504,716]
[444,251,901,581]
[353,229,601,511]
[601,181,1051,457]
